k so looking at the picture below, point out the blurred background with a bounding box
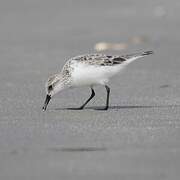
[0,0,180,179]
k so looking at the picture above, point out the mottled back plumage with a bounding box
[70,54,126,66]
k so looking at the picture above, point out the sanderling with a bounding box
[42,51,153,111]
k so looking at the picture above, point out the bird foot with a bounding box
[94,107,108,111]
[67,107,84,110]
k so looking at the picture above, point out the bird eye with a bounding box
[48,85,53,92]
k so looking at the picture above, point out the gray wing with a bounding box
[71,54,126,66]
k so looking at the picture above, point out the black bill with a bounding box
[42,95,51,111]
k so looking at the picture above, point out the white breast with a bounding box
[71,62,125,87]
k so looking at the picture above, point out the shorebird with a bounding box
[42,51,153,111]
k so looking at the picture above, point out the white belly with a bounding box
[71,63,124,87]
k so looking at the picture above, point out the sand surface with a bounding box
[0,0,180,179]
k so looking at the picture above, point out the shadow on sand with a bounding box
[54,105,180,111]
[48,147,107,152]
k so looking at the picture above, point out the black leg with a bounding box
[79,88,95,109]
[95,85,110,111]
[105,85,110,110]
[69,88,95,110]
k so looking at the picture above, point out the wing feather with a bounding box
[72,54,127,66]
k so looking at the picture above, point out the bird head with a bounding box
[42,74,66,111]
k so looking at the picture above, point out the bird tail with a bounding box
[141,51,154,56]
[124,51,154,61]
